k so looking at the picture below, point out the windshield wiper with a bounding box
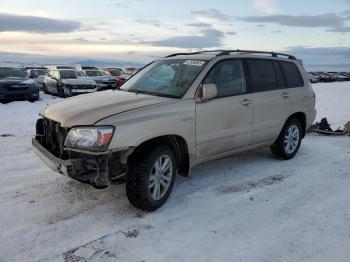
[126,89,179,98]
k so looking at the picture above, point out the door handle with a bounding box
[240,98,252,106]
[281,92,289,99]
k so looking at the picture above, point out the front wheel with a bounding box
[126,145,177,211]
[271,118,302,160]
[57,85,66,98]
[43,84,48,94]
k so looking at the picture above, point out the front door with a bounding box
[195,59,254,160]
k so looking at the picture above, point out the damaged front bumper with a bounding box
[32,138,127,187]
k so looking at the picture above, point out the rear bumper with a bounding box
[307,109,317,128]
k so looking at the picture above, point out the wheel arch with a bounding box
[128,135,190,177]
[286,112,306,138]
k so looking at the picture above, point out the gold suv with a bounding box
[33,50,316,211]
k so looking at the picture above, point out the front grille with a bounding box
[2,83,30,90]
[35,118,69,159]
[71,85,95,89]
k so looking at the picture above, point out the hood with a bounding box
[33,76,45,84]
[40,90,171,127]
[62,78,96,85]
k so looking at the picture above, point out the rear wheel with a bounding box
[126,145,177,211]
[271,118,302,160]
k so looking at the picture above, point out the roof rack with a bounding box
[216,49,296,60]
[165,49,296,60]
[165,50,227,58]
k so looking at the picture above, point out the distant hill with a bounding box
[75,59,144,68]
[0,51,145,69]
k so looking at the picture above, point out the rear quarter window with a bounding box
[279,61,304,88]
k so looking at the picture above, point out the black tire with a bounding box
[57,85,65,98]
[43,84,48,94]
[271,118,303,160]
[28,97,39,102]
[126,145,177,211]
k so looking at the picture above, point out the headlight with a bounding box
[64,126,114,151]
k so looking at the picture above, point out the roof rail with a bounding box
[165,50,227,58]
[164,49,296,60]
[216,49,296,60]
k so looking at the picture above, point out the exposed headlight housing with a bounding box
[64,126,114,151]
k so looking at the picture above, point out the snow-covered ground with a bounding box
[0,82,350,262]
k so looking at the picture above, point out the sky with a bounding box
[0,0,350,69]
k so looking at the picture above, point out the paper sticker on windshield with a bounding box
[183,60,205,66]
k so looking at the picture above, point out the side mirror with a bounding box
[201,83,217,101]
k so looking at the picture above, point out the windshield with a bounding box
[77,71,87,77]
[107,69,122,76]
[121,59,207,98]
[60,70,77,79]
[85,70,106,77]
[29,69,47,78]
[0,67,26,78]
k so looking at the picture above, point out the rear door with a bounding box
[245,59,293,145]
[195,59,253,160]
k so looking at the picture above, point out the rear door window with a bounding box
[246,59,278,92]
[279,61,304,88]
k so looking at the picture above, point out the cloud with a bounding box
[253,0,277,14]
[0,13,80,33]
[285,46,350,70]
[326,26,350,32]
[136,19,161,27]
[256,24,266,27]
[105,0,144,8]
[186,22,212,28]
[226,31,236,35]
[146,28,224,48]
[270,30,283,33]
[191,9,232,21]
[286,46,350,59]
[240,13,346,28]
[341,10,350,18]
[72,37,89,43]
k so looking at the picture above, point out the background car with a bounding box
[43,68,97,97]
[123,67,139,75]
[102,67,132,88]
[312,72,335,82]
[326,72,347,82]
[329,72,350,81]
[308,73,319,83]
[25,67,48,90]
[0,66,39,102]
[82,66,117,90]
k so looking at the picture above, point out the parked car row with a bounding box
[0,64,139,102]
[308,72,350,83]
